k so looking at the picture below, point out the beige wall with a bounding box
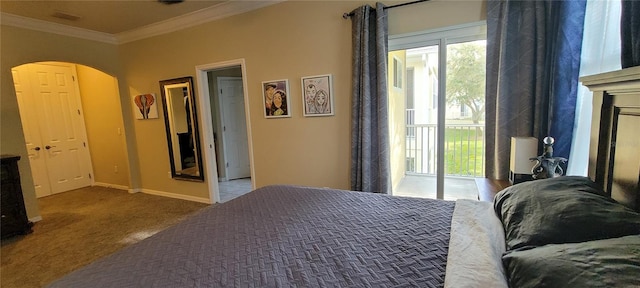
[388,50,408,191]
[1,0,486,218]
[77,65,130,187]
[387,0,486,35]
[119,1,356,198]
[120,0,485,197]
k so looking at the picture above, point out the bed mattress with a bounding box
[48,185,456,287]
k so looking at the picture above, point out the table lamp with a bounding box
[509,137,538,184]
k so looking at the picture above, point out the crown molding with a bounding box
[1,12,118,44]
[116,0,282,44]
[1,0,283,45]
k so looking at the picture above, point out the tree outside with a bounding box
[445,41,486,176]
[446,42,486,124]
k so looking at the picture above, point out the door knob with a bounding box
[45,145,56,150]
[32,147,41,151]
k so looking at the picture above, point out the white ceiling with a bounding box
[0,0,281,43]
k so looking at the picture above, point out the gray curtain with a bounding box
[485,0,586,180]
[350,3,391,193]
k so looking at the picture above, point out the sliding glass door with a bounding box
[389,22,487,200]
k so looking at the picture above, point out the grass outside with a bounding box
[444,127,484,176]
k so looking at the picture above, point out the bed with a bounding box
[48,67,640,287]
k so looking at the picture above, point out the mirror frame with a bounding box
[159,76,205,182]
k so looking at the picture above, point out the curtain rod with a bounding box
[342,0,430,19]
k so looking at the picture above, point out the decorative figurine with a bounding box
[530,137,567,179]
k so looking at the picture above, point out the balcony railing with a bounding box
[406,123,485,177]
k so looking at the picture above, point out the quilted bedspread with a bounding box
[48,185,455,288]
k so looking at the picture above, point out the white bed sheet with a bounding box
[444,199,508,288]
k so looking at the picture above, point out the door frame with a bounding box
[389,21,486,199]
[195,59,255,203]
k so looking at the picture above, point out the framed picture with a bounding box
[132,93,158,119]
[262,79,291,118]
[301,74,334,117]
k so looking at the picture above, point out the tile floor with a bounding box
[218,178,253,203]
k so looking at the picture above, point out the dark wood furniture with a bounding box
[475,178,511,202]
[1,155,33,239]
[581,66,640,212]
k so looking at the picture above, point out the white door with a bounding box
[12,63,93,196]
[12,68,52,198]
[218,77,250,180]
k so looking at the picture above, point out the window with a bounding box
[393,57,403,89]
[406,157,416,172]
[460,104,469,118]
[406,68,415,109]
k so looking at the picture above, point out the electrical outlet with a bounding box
[114,165,118,173]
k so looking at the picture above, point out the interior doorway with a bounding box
[195,60,255,203]
[12,62,94,198]
[217,77,251,181]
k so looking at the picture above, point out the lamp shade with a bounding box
[509,137,538,184]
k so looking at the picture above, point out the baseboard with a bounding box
[93,185,211,203]
[29,216,43,223]
[93,182,129,191]
[128,188,143,194]
[141,188,212,204]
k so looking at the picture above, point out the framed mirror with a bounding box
[159,76,204,181]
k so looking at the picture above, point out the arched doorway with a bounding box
[11,61,130,198]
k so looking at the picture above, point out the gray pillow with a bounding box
[503,235,640,288]
[494,176,640,250]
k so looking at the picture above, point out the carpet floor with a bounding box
[1,186,209,288]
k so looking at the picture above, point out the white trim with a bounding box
[2,1,283,45]
[116,1,282,44]
[141,188,212,204]
[93,182,129,191]
[128,188,143,194]
[195,64,222,204]
[437,38,447,200]
[195,59,256,204]
[29,216,43,223]
[389,21,487,51]
[1,12,118,44]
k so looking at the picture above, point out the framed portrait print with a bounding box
[301,74,334,117]
[262,79,291,118]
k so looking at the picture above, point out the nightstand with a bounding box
[475,178,511,202]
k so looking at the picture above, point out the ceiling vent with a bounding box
[51,11,81,21]
[158,0,184,4]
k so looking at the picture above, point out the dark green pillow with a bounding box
[494,176,640,250]
[503,235,640,288]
